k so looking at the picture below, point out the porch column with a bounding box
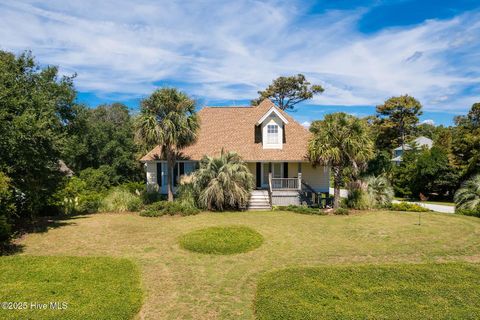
[298,172,302,190]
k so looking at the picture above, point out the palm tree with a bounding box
[307,113,374,208]
[135,88,199,201]
[454,174,480,211]
[193,150,253,211]
[365,175,394,208]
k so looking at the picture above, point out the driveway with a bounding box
[329,188,455,214]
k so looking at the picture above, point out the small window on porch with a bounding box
[267,124,279,144]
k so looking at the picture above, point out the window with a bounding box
[267,124,279,144]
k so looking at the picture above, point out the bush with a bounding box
[347,176,394,210]
[365,175,394,208]
[194,151,253,211]
[334,208,349,215]
[77,192,103,214]
[390,202,430,212]
[0,172,15,243]
[0,215,11,243]
[273,205,326,215]
[347,189,373,210]
[456,209,480,218]
[78,166,114,192]
[139,200,200,217]
[141,190,165,205]
[120,181,146,196]
[176,182,197,208]
[100,188,143,213]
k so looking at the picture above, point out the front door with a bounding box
[261,163,283,188]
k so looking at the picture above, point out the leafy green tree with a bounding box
[135,88,199,201]
[452,103,480,178]
[454,174,480,212]
[193,150,253,211]
[0,172,15,243]
[308,113,374,208]
[252,74,324,111]
[0,50,76,217]
[62,103,141,183]
[375,95,423,151]
[393,146,459,199]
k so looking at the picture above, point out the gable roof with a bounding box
[256,106,289,125]
[393,136,433,151]
[140,99,312,162]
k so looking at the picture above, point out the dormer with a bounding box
[256,106,289,149]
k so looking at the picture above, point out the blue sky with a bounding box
[1,1,480,126]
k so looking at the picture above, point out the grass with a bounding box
[179,225,264,254]
[0,256,142,320]
[10,211,480,319]
[255,263,480,319]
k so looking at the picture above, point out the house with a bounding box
[391,136,433,164]
[140,99,330,209]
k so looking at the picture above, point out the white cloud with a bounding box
[420,119,435,125]
[0,0,478,112]
[301,121,311,128]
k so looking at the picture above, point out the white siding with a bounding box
[301,164,330,192]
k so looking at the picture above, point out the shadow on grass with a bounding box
[0,242,24,256]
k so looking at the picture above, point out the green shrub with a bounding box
[0,215,11,243]
[273,205,326,215]
[347,188,373,210]
[100,188,143,213]
[120,181,146,195]
[77,192,103,213]
[456,209,480,218]
[334,208,349,215]
[390,202,430,212]
[139,200,200,217]
[194,151,253,211]
[142,190,165,204]
[78,166,114,192]
[365,175,394,208]
[176,182,197,208]
[0,172,15,243]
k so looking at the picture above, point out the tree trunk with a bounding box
[333,166,342,209]
[166,149,174,202]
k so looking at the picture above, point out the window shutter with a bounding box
[255,125,262,143]
[179,162,185,176]
[156,162,162,186]
[174,163,179,187]
[282,124,286,143]
[256,162,261,188]
[283,162,288,178]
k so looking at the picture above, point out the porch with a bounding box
[245,162,332,208]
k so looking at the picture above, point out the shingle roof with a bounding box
[140,99,312,162]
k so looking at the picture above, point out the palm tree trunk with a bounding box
[166,149,174,202]
[333,166,341,209]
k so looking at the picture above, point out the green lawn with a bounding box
[8,210,480,319]
[179,225,264,254]
[0,256,142,320]
[255,263,480,319]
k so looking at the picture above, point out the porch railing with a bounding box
[271,173,302,190]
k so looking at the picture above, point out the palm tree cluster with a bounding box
[193,150,253,211]
[454,174,480,212]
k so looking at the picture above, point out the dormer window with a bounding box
[256,106,288,150]
[267,124,279,144]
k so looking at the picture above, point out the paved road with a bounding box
[329,188,455,213]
